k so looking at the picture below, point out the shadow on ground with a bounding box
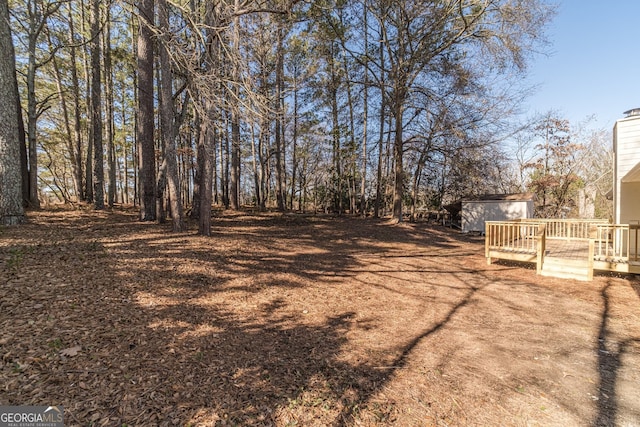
[1,209,639,426]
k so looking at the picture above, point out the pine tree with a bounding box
[0,0,25,225]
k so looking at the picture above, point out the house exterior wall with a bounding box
[462,200,534,233]
[620,181,640,257]
[613,114,640,223]
[620,182,640,224]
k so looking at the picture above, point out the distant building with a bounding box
[461,193,535,233]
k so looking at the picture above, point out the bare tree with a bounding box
[274,20,286,211]
[136,0,155,220]
[357,0,554,221]
[157,0,185,231]
[12,0,63,207]
[229,0,242,210]
[67,2,85,201]
[90,0,104,209]
[104,4,116,207]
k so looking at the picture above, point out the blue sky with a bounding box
[523,1,640,128]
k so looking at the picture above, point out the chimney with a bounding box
[623,108,640,117]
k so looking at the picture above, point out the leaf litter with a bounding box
[0,207,639,426]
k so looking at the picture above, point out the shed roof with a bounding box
[462,193,536,202]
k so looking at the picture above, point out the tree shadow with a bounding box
[631,280,640,300]
[593,281,640,427]
[125,273,486,426]
[108,217,488,424]
[594,282,620,427]
[136,302,373,425]
[0,209,551,425]
[330,281,483,426]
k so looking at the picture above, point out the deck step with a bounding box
[540,256,592,281]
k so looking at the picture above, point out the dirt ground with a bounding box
[1,207,639,427]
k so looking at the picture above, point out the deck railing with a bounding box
[593,223,640,262]
[486,219,640,273]
[593,224,629,261]
[485,221,540,255]
[520,218,609,240]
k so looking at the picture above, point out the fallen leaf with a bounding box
[60,345,82,357]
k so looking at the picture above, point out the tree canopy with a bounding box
[7,0,609,230]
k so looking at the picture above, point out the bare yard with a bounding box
[1,208,639,426]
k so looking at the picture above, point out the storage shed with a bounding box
[461,193,535,233]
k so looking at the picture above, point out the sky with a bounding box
[522,1,640,129]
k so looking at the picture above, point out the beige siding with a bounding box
[620,182,640,223]
[613,115,640,223]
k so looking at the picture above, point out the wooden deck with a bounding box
[485,220,640,281]
[545,239,589,260]
[483,239,590,261]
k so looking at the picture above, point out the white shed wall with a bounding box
[462,200,533,233]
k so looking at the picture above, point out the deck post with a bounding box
[486,222,492,265]
[587,225,596,280]
[632,224,639,262]
[536,223,546,274]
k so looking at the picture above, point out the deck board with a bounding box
[489,237,639,276]
[545,239,590,260]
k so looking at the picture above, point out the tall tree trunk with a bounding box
[259,116,268,209]
[136,0,156,220]
[250,122,261,208]
[259,72,269,209]
[329,43,341,214]
[120,85,129,204]
[158,0,185,231]
[230,112,240,209]
[229,0,241,210]
[18,88,28,207]
[290,73,298,210]
[81,2,93,202]
[197,5,221,235]
[300,153,307,212]
[153,31,165,223]
[343,52,357,214]
[68,3,84,201]
[410,162,421,222]
[385,114,393,214]
[0,0,24,224]
[191,111,205,220]
[198,134,214,236]
[90,0,104,209]
[374,39,384,218]
[393,77,407,222]
[198,108,215,236]
[104,7,116,207]
[222,113,230,208]
[392,98,404,222]
[26,1,40,208]
[274,23,285,211]
[360,0,368,216]
[213,118,219,205]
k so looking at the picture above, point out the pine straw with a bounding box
[1,207,639,426]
